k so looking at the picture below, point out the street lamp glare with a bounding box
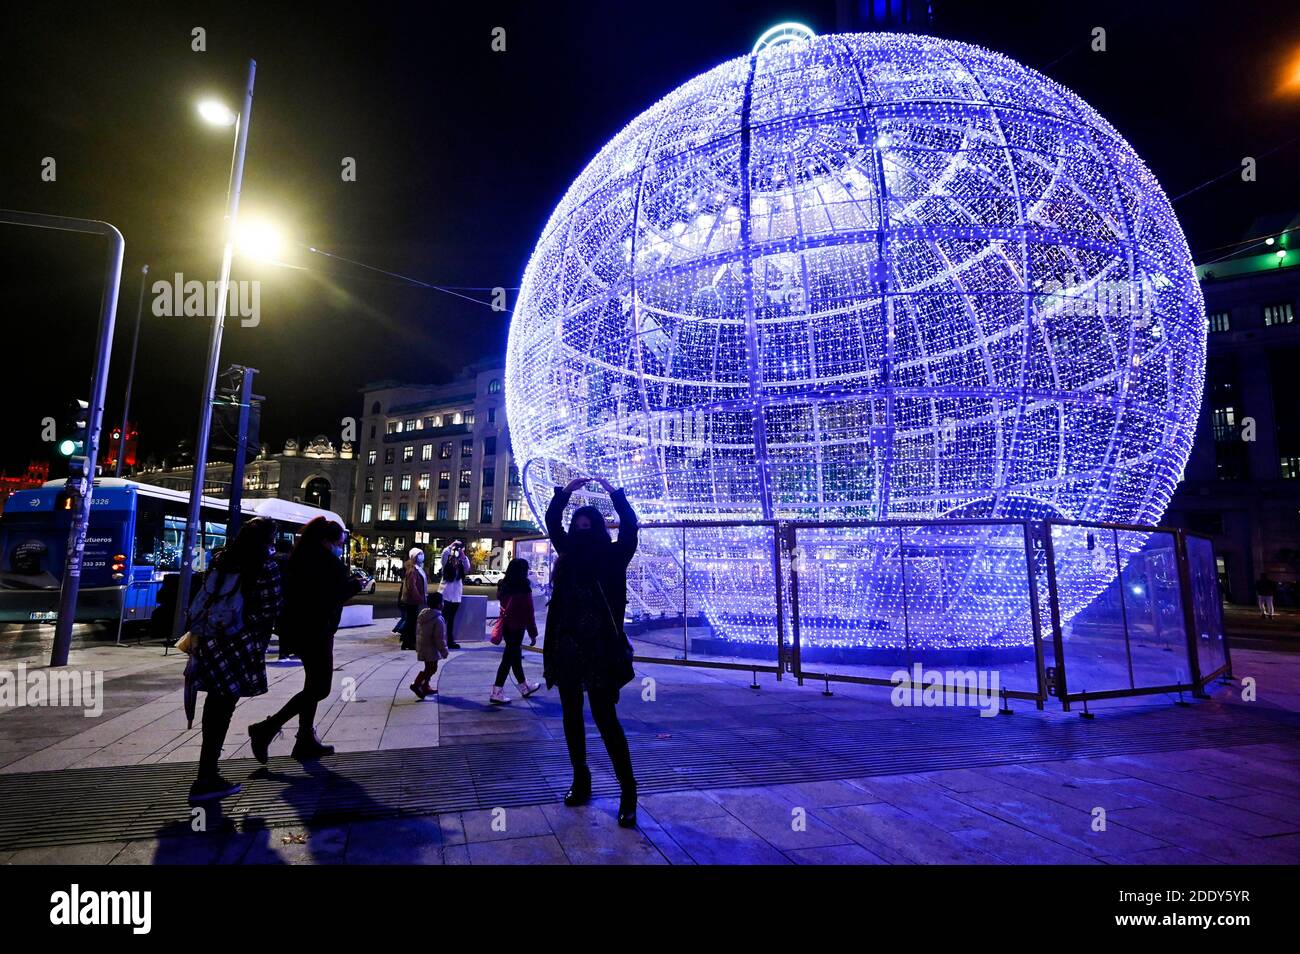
[235,219,284,261]
[198,99,237,127]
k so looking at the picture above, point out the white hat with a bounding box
[409,547,423,560]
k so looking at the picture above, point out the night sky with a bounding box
[2,0,1299,474]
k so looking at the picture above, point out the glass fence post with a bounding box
[771,522,787,681]
[1023,522,1047,710]
[787,524,803,685]
[1175,530,1207,697]
[1043,523,1070,710]
[1112,528,1135,690]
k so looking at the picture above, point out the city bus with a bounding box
[0,478,346,626]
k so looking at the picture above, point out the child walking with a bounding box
[411,591,450,699]
[490,558,543,704]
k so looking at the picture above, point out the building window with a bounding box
[361,503,373,523]
[508,465,520,487]
[431,414,443,428]
[365,475,374,492]
[418,472,430,491]
[482,467,495,489]
[403,445,414,462]
[452,412,463,425]
[404,418,418,432]
[457,501,470,521]
[484,436,497,457]
[1282,457,1300,480]
[384,449,394,464]
[481,500,494,523]
[1264,303,1295,327]
[464,410,475,425]
[438,470,450,490]
[367,450,377,466]
[421,443,433,461]
[386,421,398,435]
[440,442,452,459]
[461,439,473,458]
[1207,311,1230,333]
[400,474,412,491]
[382,475,394,492]
[436,500,448,521]
[459,469,471,489]
[416,502,427,520]
[424,417,435,429]
[487,406,497,424]
[380,503,393,521]
[505,498,522,521]
[1212,406,1237,442]
[398,502,410,521]
[488,378,501,394]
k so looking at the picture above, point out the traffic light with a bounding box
[58,399,88,457]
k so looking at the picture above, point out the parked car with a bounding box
[349,566,376,594]
[465,569,505,587]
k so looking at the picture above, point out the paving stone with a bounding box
[540,800,668,864]
[785,842,890,864]
[465,834,569,864]
[638,789,732,825]
[703,786,859,850]
[457,805,553,843]
[345,817,444,864]
[653,813,790,865]
[821,803,1001,864]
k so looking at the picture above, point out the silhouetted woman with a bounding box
[249,517,361,762]
[544,475,639,827]
[490,557,541,704]
[187,516,282,802]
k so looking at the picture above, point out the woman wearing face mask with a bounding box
[398,547,428,651]
[543,475,640,827]
[248,517,361,762]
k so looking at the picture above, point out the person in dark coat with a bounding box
[187,517,282,803]
[248,517,361,762]
[543,475,640,827]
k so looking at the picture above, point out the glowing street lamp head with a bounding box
[234,219,284,261]
[197,99,237,127]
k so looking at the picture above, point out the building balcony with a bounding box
[372,518,468,532]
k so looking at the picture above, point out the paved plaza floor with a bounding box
[0,621,1298,864]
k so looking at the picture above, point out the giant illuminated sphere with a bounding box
[505,31,1205,654]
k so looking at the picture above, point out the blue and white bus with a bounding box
[0,478,345,625]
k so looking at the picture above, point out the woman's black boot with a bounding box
[563,767,591,807]
[617,784,638,828]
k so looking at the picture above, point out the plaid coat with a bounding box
[189,558,283,698]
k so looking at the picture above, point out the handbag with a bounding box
[594,581,635,689]
[175,631,195,655]
[490,597,505,645]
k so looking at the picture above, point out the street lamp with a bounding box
[172,59,257,639]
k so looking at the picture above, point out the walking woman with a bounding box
[187,517,282,802]
[398,548,427,650]
[489,558,542,704]
[248,517,361,762]
[543,475,639,827]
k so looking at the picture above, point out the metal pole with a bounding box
[0,210,125,667]
[226,366,256,538]
[173,58,257,638]
[115,264,149,478]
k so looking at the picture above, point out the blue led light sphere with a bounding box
[506,32,1206,653]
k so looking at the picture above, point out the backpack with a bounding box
[188,569,245,641]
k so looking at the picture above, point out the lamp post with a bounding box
[172,58,257,638]
[114,263,149,478]
[0,210,125,666]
